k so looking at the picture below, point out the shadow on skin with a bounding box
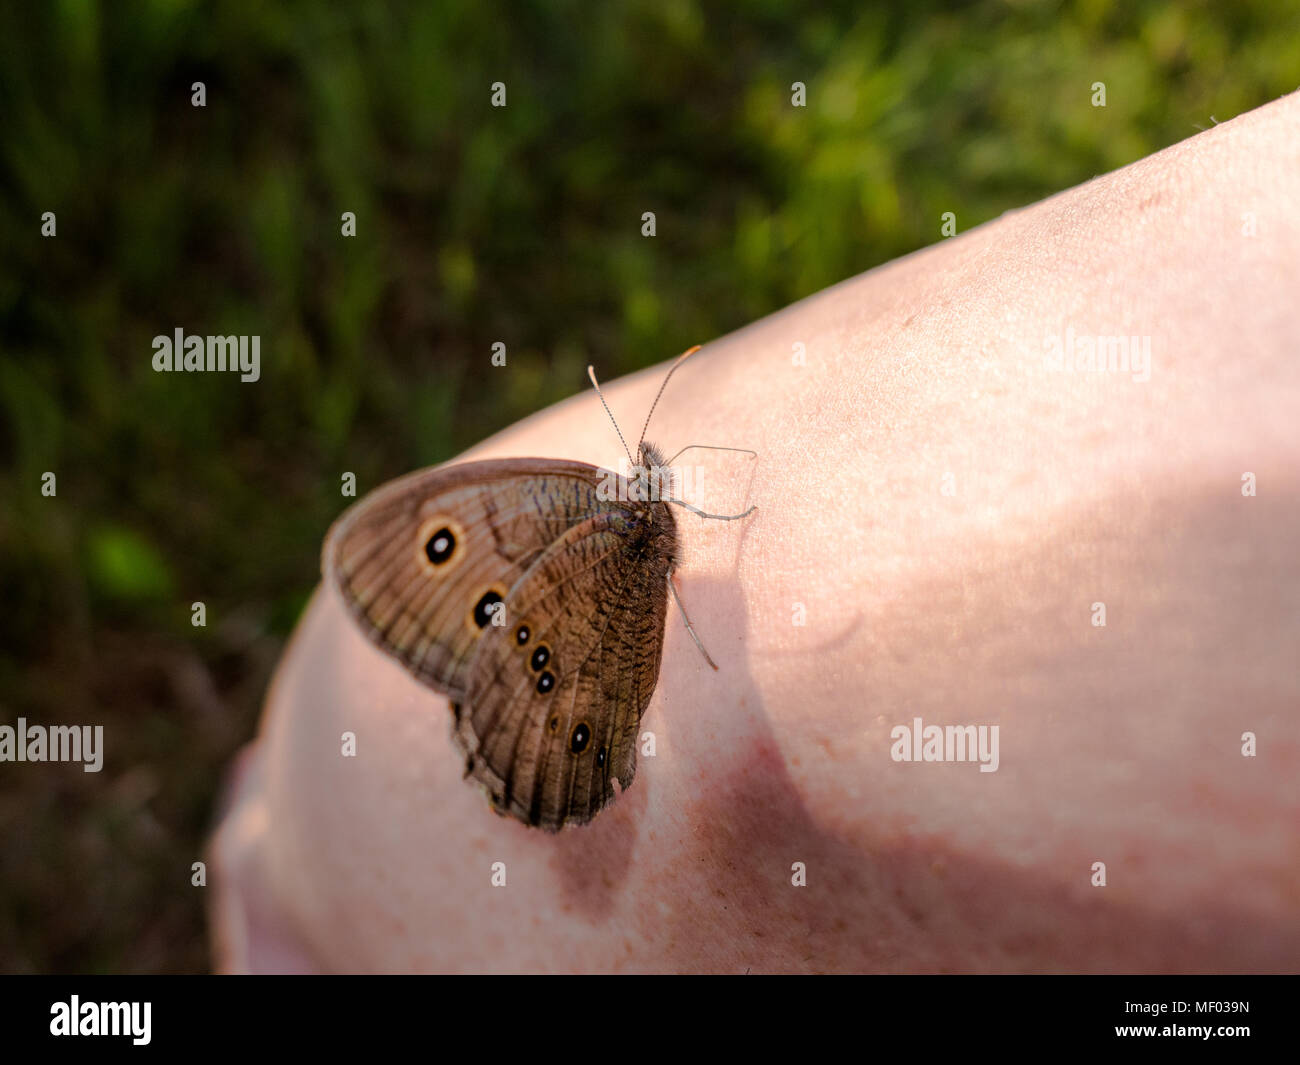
[655,480,1300,972]
[548,482,763,921]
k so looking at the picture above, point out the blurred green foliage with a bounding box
[0,0,1296,972]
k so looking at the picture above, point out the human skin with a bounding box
[209,93,1300,973]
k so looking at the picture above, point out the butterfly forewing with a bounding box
[323,460,624,699]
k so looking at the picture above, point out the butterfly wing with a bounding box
[322,459,624,700]
[456,507,675,830]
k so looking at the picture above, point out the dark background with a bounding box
[1,1,1295,972]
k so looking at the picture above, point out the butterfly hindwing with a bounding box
[456,509,673,829]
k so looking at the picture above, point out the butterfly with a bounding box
[322,346,755,830]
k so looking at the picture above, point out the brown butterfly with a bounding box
[322,346,754,830]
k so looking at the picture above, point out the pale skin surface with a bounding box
[210,94,1300,973]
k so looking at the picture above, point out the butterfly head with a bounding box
[632,441,675,503]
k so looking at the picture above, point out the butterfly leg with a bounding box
[663,444,758,465]
[667,572,720,671]
[666,498,757,521]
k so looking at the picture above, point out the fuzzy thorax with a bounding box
[634,440,677,501]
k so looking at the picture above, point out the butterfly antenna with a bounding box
[636,344,702,459]
[587,365,635,468]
